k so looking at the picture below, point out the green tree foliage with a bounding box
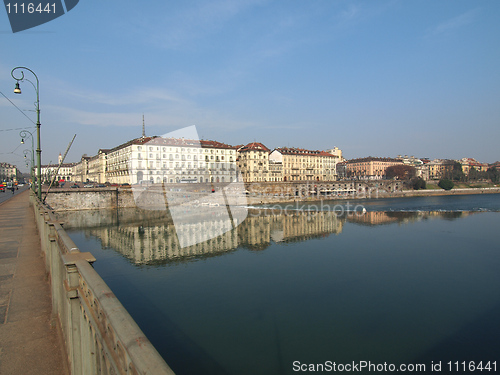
[386,165,416,180]
[438,179,454,190]
[467,166,495,182]
[410,177,426,190]
[468,167,480,181]
[487,167,500,183]
[451,162,465,181]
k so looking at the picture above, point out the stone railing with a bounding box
[31,192,175,375]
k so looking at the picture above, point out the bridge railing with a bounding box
[31,192,175,375]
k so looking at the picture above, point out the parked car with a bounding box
[70,184,79,188]
[84,184,94,188]
[96,184,106,188]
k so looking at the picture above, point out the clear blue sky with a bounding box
[1,0,499,172]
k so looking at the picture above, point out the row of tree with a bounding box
[445,162,500,183]
[385,164,500,190]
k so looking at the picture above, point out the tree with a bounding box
[410,177,426,190]
[386,165,416,180]
[438,179,454,190]
[468,166,479,181]
[487,167,500,183]
[451,162,465,181]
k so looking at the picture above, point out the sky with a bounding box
[1,0,499,173]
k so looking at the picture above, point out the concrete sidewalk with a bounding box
[0,190,68,374]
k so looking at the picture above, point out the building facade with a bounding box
[459,158,489,175]
[343,157,404,180]
[0,162,19,182]
[102,136,240,185]
[237,142,270,182]
[269,147,340,182]
[425,159,455,180]
[40,162,76,183]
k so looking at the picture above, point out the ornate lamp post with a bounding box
[21,130,35,192]
[24,157,33,187]
[12,67,41,199]
[23,148,35,191]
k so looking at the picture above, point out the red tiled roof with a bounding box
[346,157,403,164]
[239,142,270,152]
[274,147,337,157]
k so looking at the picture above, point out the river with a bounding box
[65,194,500,374]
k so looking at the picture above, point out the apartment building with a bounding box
[0,162,18,181]
[269,160,283,182]
[237,142,270,182]
[85,149,109,184]
[425,159,455,180]
[269,147,340,182]
[459,158,489,175]
[73,155,90,183]
[101,136,240,185]
[343,157,403,180]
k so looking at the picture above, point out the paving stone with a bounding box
[0,191,67,374]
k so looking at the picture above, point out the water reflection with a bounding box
[62,208,474,266]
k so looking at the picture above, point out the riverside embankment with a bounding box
[42,181,500,212]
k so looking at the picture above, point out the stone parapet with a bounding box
[31,192,175,375]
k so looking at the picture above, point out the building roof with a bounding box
[108,136,157,153]
[200,140,238,150]
[131,136,237,150]
[41,163,77,168]
[273,147,337,157]
[460,157,488,168]
[346,157,403,164]
[238,142,270,152]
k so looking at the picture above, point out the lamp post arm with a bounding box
[12,66,41,200]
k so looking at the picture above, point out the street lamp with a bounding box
[23,147,35,192]
[12,67,42,200]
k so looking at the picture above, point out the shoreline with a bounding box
[246,187,500,206]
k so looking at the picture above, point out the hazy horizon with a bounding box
[1,0,499,172]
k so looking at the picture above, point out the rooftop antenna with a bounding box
[142,114,146,138]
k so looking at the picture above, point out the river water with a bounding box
[65,194,500,374]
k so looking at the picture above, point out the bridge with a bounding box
[0,189,175,374]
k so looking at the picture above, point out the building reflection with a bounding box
[62,208,471,265]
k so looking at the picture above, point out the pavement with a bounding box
[0,190,68,374]
[0,185,30,206]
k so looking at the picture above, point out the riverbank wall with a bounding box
[43,182,500,212]
[30,192,175,374]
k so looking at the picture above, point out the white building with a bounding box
[269,147,340,182]
[0,162,18,181]
[104,136,240,185]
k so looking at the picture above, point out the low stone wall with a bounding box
[45,182,498,212]
[398,187,500,197]
[46,181,404,211]
[45,188,137,211]
[31,192,175,374]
